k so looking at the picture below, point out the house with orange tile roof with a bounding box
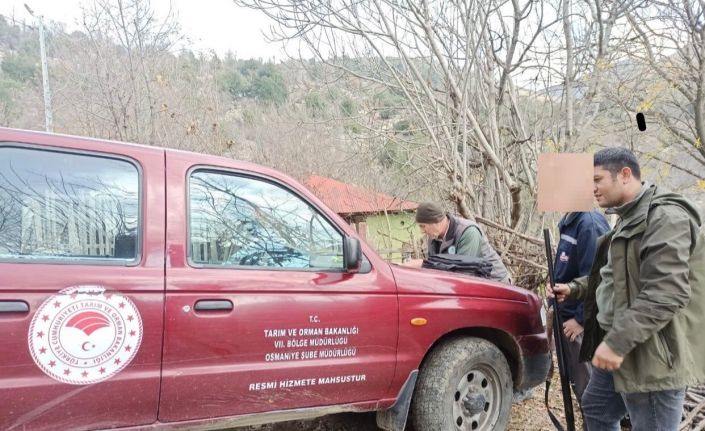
[303,175,419,262]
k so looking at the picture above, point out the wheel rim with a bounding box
[451,364,503,430]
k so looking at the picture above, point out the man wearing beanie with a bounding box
[410,202,511,284]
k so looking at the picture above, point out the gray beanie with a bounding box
[415,202,445,223]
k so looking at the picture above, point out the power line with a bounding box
[0,12,37,31]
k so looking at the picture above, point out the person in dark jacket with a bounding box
[554,211,610,404]
[552,148,705,431]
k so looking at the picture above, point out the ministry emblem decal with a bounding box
[28,286,143,385]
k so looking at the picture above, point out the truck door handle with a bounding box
[194,299,233,311]
[0,300,29,313]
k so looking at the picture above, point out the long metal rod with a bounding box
[37,15,53,132]
[544,228,576,431]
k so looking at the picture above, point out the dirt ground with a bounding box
[232,368,582,431]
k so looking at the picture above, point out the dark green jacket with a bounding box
[569,184,705,392]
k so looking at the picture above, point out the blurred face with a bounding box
[593,165,625,208]
[417,219,447,240]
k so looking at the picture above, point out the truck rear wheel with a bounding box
[410,337,513,431]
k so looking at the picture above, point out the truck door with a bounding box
[159,152,399,422]
[0,136,165,431]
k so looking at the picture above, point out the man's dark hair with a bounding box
[594,147,641,180]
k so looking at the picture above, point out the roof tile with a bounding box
[303,175,417,215]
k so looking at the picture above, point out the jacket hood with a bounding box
[651,185,703,227]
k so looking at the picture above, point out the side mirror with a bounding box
[343,236,362,273]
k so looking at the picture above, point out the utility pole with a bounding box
[24,3,53,132]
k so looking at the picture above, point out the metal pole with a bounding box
[37,15,53,132]
[25,4,53,132]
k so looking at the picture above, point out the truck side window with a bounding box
[189,170,344,270]
[0,146,140,262]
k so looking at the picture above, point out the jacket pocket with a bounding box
[656,331,674,368]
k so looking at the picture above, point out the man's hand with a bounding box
[592,341,624,370]
[562,318,584,342]
[402,258,424,268]
[548,283,571,303]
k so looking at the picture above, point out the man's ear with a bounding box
[619,166,633,183]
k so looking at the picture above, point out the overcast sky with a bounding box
[0,0,288,60]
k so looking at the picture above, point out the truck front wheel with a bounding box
[410,337,513,431]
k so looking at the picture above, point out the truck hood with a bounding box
[389,264,533,303]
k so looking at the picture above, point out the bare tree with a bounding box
[627,0,705,182]
[54,0,180,144]
[528,0,642,151]
[233,0,557,232]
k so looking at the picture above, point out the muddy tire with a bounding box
[410,337,513,431]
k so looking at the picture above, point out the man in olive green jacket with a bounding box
[552,148,705,431]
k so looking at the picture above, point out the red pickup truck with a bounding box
[0,127,549,431]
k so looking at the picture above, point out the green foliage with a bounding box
[219,60,287,105]
[344,123,362,134]
[378,140,399,168]
[242,108,255,125]
[340,97,356,116]
[1,53,37,83]
[305,92,325,116]
[251,64,287,105]
[393,119,411,134]
[220,69,244,97]
[238,59,261,77]
[176,51,199,74]
[0,16,39,55]
[375,90,403,120]
[0,77,21,123]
